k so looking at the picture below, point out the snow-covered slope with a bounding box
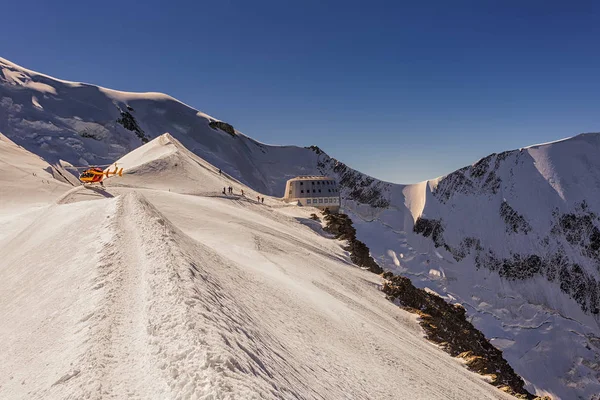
[0,57,320,195]
[2,56,599,398]
[0,136,514,400]
[0,132,72,211]
[342,134,600,399]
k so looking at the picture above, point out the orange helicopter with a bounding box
[76,164,123,185]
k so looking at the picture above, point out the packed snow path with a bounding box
[0,186,515,399]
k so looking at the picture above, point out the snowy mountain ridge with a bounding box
[0,131,521,400]
[1,56,600,399]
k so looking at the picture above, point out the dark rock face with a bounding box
[475,248,600,314]
[322,210,383,274]
[116,110,148,143]
[330,162,390,208]
[78,130,101,140]
[208,121,235,137]
[309,213,321,222]
[433,151,519,203]
[413,218,446,248]
[381,273,540,399]
[305,145,323,155]
[309,146,391,209]
[500,201,532,234]
[446,237,483,262]
[434,167,473,203]
[551,202,600,260]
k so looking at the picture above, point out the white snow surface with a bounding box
[0,135,514,400]
[2,56,600,399]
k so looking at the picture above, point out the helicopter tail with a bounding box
[105,167,124,177]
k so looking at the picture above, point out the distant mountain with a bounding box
[2,56,599,399]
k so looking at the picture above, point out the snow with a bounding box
[0,133,72,213]
[345,134,600,399]
[31,96,43,109]
[0,135,514,399]
[2,55,600,398]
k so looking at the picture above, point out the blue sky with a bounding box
[2,0,599,183]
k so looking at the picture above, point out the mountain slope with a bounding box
[0,57,320,195]
[2,56,600,398]
[0,136,514,400]
[0,132,72,211]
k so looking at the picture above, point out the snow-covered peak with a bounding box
[0,57,205,109]
[111,132,180,172]
[2,56,600,398]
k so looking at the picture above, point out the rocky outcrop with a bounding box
[310,146,391,209]
[381,272,542,399]
[209,120,235,137]
[322,210,383,274]
[318,209,544,398]
[446,237,483,262]
[500,201,532,234]
[433,151,517,203]
[413,201,600,315]
[116,109,148,143]
[78,130,101,140]
[413,217,446,248]
[551,201,600,260]
[306,145,323,155]
[475,248,600,314]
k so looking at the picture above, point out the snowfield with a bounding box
[2,56,600,399]
[0,134,514,399]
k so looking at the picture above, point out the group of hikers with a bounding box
[219,169,264,203]
[222,186,265,204]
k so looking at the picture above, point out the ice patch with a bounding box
[429,269,442,278]
[387,249,401,267]
[31,96,43,109]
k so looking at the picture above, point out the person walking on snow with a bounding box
[261,197,264,204]
[223,187,226,195]
[257,196,260,202]
[219,169,222,175]
[241,189,244,196]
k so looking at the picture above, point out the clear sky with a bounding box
[1,0,599,183]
